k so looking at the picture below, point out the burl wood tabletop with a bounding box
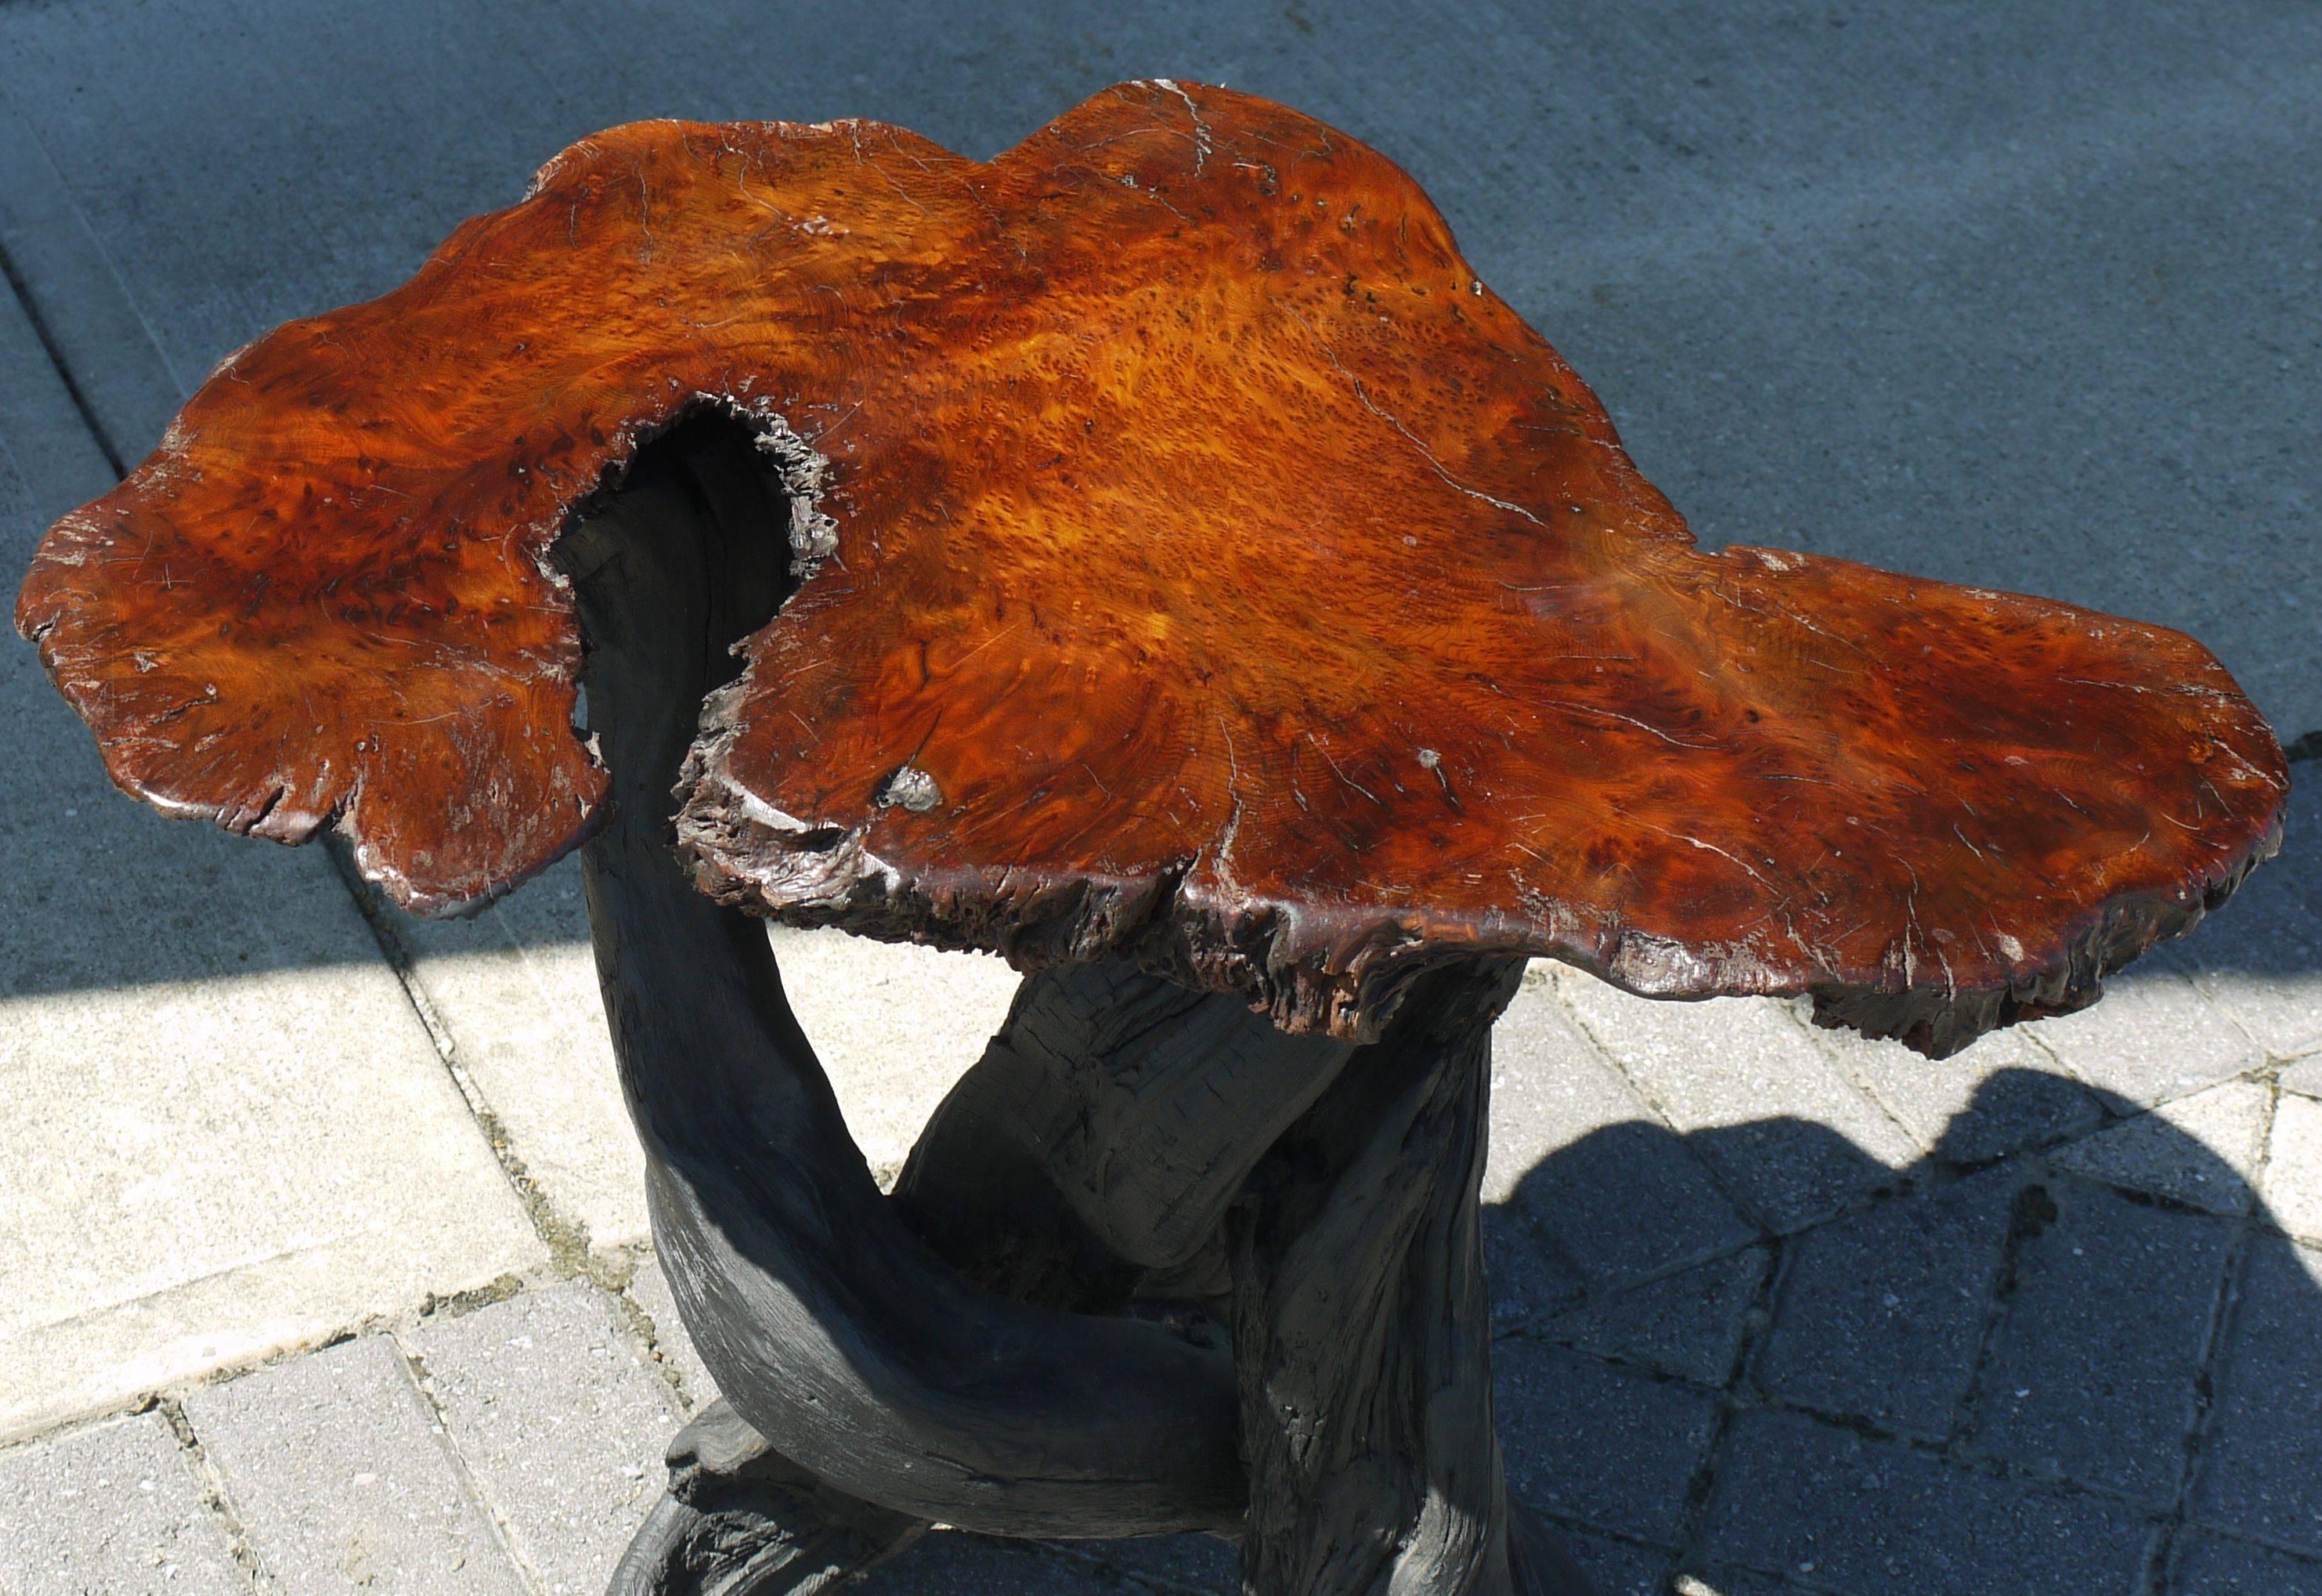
[16,82,2285,1053]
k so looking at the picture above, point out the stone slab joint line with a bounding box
[1545,978,1784,1237]
[606,1268,707,1420]
[0,233,122,480]
[1591,1124,2305,1589]
[0,76,185,457]
[2143,1072,2287,1587]
[1661,1227,1792,1586]
[0,93,617,1531]
[1946,1174,2054,1465]
[1742,1167,2218,1506]
[327,837,608,1279]
[1768,995,1937,1161]
[153,1396,273,1593]
[0,82,522,1331]
[1775,984,2072,1156]
[389,1328,561,1596]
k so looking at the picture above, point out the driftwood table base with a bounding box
[561,429,1594,1594]
[604,957,1587,1596]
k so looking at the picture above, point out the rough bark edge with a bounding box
[673,752,2285,1054]
[1807,815,2281,1055]
[13,388,834,923]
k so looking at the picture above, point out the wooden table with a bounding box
[16,83,2286,1596]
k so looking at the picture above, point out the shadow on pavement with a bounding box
[861,1067,2322,1595]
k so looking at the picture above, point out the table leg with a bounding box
[565,423,1594,1594]
[564,445,1246,1551]
[604,956,1342,1594]
[609,950,1595,1596]
[890,959,1354,1309]
[1228,959,1588,1595]
[608,1402,923,1594]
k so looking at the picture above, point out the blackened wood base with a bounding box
[564,423,1596,1594]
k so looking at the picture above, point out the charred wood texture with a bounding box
[1229,959,1588,1595]
[891,959,1353,1311]
[562,428,1595,1594]
[16,85,2284,1056]
[559,427,1242,1544]
[607,1402,921,1595]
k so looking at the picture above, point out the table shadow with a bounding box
[860,1066,2322,1596]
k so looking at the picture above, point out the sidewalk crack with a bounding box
[323,834,601,1282]
[158,1396,276,1594]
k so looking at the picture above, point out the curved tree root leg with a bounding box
[1228,959,1598,1596]
[615,951,1598,1596]
[617,959,1355,1592]
[567,423,1260,1583]
[572,422,1590,1592]
[607,1401,923,1596]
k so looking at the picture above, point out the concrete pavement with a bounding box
[8,889,2322,1593]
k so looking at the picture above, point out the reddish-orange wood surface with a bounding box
[16,83,2286,1050]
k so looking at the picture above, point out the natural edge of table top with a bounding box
[14,81,2288,1053]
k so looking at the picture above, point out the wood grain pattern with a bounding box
[14,82,2285,1051]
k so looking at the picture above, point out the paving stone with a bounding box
[0,224,119,525]
[0,350,544,1444]
[0,1411,244,1596]
[2264,1090,2322,1243]
[0,80,182,464]
[390,862,1026,1255]
[1564,1529,1673,1596]
[406,1282,681,1594]
[1493,973,1757,1287]
[1759,1167,2020,1438]
[1973,1176,2232,1505]
[0,357,543,1446]
[2023,961,2265,1107]
[1551,969,1916,1233]
[1675,1569,1790,1595]
[2283,1054,2322,1100]
[1701,1407,2154,1595]
[2172,1529,2322,1594]
[388,863,647,1254]
[1483,1204,1588,1330]
[2192,1235,2322,1556]
[2173,783,2322,1064]
[1079,1531,1238,1591]
[624,1255,718,1414]
[1547,1247,1768,1385]
[0,858,547,1446]
[183,1334,525,1594]
[2049,1081,2270,1215]
[769,926,1027,1186]
[1494,1339,1720,1544]
[1814,1013,2100,1166]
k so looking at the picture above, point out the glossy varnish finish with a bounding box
[15,83,2286,1051]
